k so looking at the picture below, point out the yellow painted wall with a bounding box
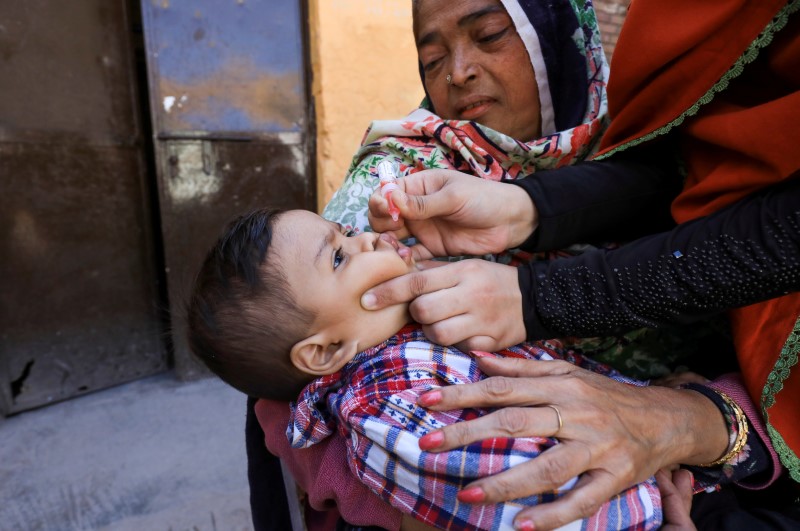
[308,0,425,212]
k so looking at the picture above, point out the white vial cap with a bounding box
[377,161,396,184]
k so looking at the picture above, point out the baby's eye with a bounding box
[333,247,345,270]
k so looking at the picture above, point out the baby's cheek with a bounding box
[371,256,410,282]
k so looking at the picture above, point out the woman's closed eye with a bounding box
[477,26,510,44]
[422,55,444,72]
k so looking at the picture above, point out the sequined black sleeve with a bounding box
[519,177,800,340]
[508,142,680,250]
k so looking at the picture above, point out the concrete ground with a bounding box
[0,373,254,531]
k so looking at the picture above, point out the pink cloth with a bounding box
[708,373,782,489]
[256,398,402,531]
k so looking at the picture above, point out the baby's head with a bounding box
[187,208,415,401]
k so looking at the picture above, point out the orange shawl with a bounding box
[597,0,800,480]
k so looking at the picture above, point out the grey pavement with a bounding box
[0,373,254,531]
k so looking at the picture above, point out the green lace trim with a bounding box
[595,0,800,160]
[762,315,800,482]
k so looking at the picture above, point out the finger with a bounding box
[361,266,458,310]
[513,470,623,531]
[454,444,591,511]
[477,357,576,379]
[398,168,448,195]
[419,313,504,351]
[418,405,565,453]
[671,469,694,507]
[396,182,465,222]
[454,335,505,353]
[411,291,470,331]
[656,469,695,529]
[419,361,576,411]
[656,468,680,500]
[410,246,437,263]
[368,193,406,233]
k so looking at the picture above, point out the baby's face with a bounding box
[273,210,416,351]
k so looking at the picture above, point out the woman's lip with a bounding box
[458,99,494,120]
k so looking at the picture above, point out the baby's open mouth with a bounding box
[379,232,401,250]
[379,233,413,264]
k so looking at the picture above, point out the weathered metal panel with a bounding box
[141,0,314,378]
[0,0,137,140]
[141,0,307,136]
[0,0,168,414]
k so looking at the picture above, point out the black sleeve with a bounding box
[508,142,681,250]
[518,177,800,340]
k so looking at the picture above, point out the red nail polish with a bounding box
[419,431,444,450]
[469,350,493,358]
[457,486,485,504]
[515,520,535,531]
[418,390,442,406]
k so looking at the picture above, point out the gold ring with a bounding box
[546,405,563,434]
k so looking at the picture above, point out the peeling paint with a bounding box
[165,142,222,204]
[162,94,188,113]
[163,96,175,112]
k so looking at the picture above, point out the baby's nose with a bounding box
[355,231,379,252]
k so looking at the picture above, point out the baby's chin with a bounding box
[362,303,413,348]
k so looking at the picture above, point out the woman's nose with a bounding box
[450,44,479,86]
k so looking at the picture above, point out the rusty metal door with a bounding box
[0,0,168,414]
[139,0,315,378]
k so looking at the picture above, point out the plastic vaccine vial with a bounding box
[377,161,400,222]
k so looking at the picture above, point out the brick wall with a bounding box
[594,0,629,59]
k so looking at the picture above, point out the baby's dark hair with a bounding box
[187,208,316,401]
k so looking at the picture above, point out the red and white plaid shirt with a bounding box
[288,325,662,530]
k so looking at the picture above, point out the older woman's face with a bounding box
[415,0,541,141]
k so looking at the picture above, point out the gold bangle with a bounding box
[696,390,749,467]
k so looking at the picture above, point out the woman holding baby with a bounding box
[248,0,800,529]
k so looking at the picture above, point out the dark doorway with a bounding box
[0,0,314,415]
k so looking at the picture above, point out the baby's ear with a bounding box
[290,333,359,376]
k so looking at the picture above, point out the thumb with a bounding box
[395,187,460,222]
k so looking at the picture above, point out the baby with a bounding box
[187,208,663,531]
